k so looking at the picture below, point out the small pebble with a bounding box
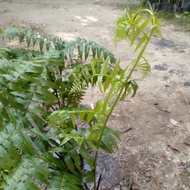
[132,185,139,190]
[145,171,151,178]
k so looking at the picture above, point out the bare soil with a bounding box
[1,0,190,190]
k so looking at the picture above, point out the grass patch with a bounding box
[115,2,143,11]
[94,0,190,31]
[156,11,190,31]
[171,13,190,31]
[93,1,143,12]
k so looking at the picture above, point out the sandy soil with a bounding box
[0,0,190,190]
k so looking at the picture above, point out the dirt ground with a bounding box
[1,0,190,190]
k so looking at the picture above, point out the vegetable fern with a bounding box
[0,6,160,190]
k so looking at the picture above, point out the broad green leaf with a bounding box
[70,149,82,172]
[37,87,58,101]
[60,136,71,146]
[19,74,38,82]
[10,91,29,99]
[101,135,113,153]
[86,141,98,150]
[26,111,45,130]
[79,147,94,168]
[64,154,75,173]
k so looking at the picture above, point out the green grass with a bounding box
[94,0,190,31]
[156,11,190,31]
[114,2,143,11]
[93,0,143,11]
[171,13,190,31]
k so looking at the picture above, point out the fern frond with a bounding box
[48,171,82,190]
[137,56,150,78]
[114,6,161,52]
[2,26,117,64]
[0,7,160,189]
[2,156,48,190]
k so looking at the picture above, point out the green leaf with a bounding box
[5,107,17,126]
[19,30,25,43]
[26,30,32,47]
[64,154,76,173]
[77,41,83,59]
[97,46,102,58]
[135,34,147,51]
[98,58,109,92]
[101,135,113,153]
[128,79,138,97]
[91,43,96,57]
[86,141,98,150]
[79,147,94,169]
[32,32,37,46]
[103,60,120,92]
[70,113,75,127]
[70,149,82,172]
[103,51,108,60]
[39,35,45,52]
[84,42,90,60]
[58,39,64,50]
[37,87,58,101]
[69,47,74,62]
[82,170,94,183]
[46,39,51,50]
[87,111,95,123]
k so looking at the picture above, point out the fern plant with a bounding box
[0,6,160,190]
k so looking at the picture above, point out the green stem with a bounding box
[93,29,154,190]
[93,83,125,190]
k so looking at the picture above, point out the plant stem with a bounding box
[93,84,125,190]
[93,28,154,189]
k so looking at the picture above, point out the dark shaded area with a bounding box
[184,81,190,87]
[154,64,168,71]
[144,0,190,13]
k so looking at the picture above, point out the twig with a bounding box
[121,127,132,134]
